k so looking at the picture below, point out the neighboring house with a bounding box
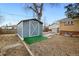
[43,26,51,32]
[59,18,79,36]
[17,19,43,40]
[1,26,11,29]
[1,25,17,30]
[12,25,17,29]
[49,21,59,34]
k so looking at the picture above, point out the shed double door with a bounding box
[30,21,39,36]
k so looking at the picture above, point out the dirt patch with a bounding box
[28,35,79,56]
[0,34,30,56]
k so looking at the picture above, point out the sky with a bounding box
[0,3,67,26]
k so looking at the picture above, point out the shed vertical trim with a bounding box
[29,21,30,37]
[22,21,24,40]
[38,22,39,35]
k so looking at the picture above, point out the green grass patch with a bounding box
[24,35,47,44]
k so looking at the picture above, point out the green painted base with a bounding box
[24,35,47,44]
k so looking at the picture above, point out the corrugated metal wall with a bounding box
[17,19,43,38]
[17,22,23,38]
[39,23,43,35]
[30,20,39,36]
[23,21,29,37]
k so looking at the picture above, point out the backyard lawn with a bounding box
[0,34,30,56]
[0,34,79,56]
[28,35,79,56]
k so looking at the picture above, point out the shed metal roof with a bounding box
[17,18,43,25]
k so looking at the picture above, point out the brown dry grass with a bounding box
[0,29,16,34]
[28,35,79,56]
[0,34,30,56]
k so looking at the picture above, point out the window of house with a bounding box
[64,21,74,25]
[67,21,70,24]
[71,21,74,25]
[64,21,69,25]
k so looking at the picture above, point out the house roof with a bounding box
[49,21,59,26]
[59,18,79,22]
[17,18,43,25]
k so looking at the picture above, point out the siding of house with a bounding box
[60,18,79,36]
[49,22,59,34]
[60,20,79,31]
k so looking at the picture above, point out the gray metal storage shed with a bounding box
[17,19,43,40]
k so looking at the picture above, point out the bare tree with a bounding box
[24,3,59,21]
[24,3,43,20]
